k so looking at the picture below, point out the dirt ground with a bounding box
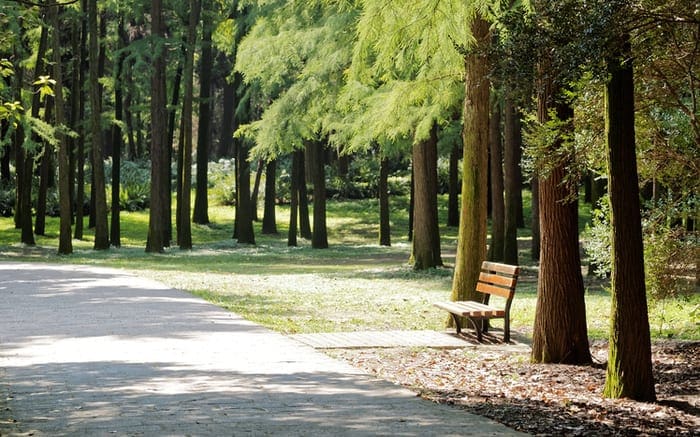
[330,340,699,436]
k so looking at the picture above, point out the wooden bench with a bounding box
[434,261,520,343]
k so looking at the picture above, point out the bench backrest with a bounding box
[477,261,520,301]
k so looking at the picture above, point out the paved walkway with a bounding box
[0,262,522,436]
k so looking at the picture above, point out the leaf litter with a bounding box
[329,340,699,436]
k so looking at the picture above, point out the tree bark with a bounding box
[451,15,490,299]
[110,19,127,248]
[378,156,391,246]
[31,24,49,237]
[309,140,328,249]
[251,159,264,221]
[146,0,169,252]
[235,140,255,244]
[531,75,591,364]
[447,140,461,227]
[503,99,521,265]
[262,159,277,234]
[530,177,540,260]
[488,97,504,262]
[298,150,312,240]
[288,152,300,246]
[177,0,201,250]
[35,100,53,236]
[603,37,655,401]
[51,1,73,254]
[89,0,109,249]
[74,1,87,240]
[411,123,442,270]
[193,11,213,225]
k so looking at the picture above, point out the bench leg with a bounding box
[504,315,510,343]
[450,313,462,334]
[466,317,483,342]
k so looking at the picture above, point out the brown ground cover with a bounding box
[330,340,699,435]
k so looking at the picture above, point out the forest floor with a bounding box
[329,340,699,436]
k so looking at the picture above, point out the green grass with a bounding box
[0,193,697,340]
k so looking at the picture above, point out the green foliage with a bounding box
[0,181,14,217]
[105,160,151,211]
[208,158,237,206]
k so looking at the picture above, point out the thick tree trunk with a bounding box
[603,38,655,401]
[488,97,504,262]
[262,159,277,234]
[35,100,54,236]
[411,124,442,270]
[288,152,300,247]
[32,25,50,237]
[110,20,127,248]
[379,156,391,246]
[146,0,169,253]
[531,76,591,364]
[177,0,201,250]
[218,79,235,158]
[447,139,461,227]
[236,141,255,245]
[251,160,264,221]
[407,168,414,241]
[308,140,328,249]
[503,99,521,265]
[451,15,490,299]
[89,0,109,249]
[74,3,86,240]
[12,45,33,244]
[193,13,213,225]
[51,1,73,254]
[530,177,540,260]
[298,151,312,240]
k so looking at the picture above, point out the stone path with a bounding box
[0,262,522,436]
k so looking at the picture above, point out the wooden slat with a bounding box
[433,301,505,318]
[481,261,520,276]
[476,281,514,299]
[478,272,517,288]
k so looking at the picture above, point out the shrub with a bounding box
[0,181,13,217]
[209,158,237,206]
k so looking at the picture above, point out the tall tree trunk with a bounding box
[309,140,328,249]
[451,15,490,298]
[74,1,87,240]
[235,141,255,244]
[288,152,300,246]
[298,150,312,240]
[32,25,50,237]
[407,167,414,241]
[35,100,54,236]
[251,159,264,221]
[146,0,169,252]
[379,156,391,246]
[447,140,461,227]
[488,97,504,262]
[110,19,127,248]
[411,123,442,270]
[89,0,109,249]
[603,37,655,402]
[0,129,9,183]
[177,0,200,250]
[167,41,185,245]
[530,177,540,260]
[261,159,277,234]
[193,12,213,225]
[503,99,521,265]
[531,74,591,364]
[51,1,73,254]
[218,78,235,158]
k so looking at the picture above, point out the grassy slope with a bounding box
[0,193,696,339]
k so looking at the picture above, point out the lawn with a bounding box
[0,193,697,340]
